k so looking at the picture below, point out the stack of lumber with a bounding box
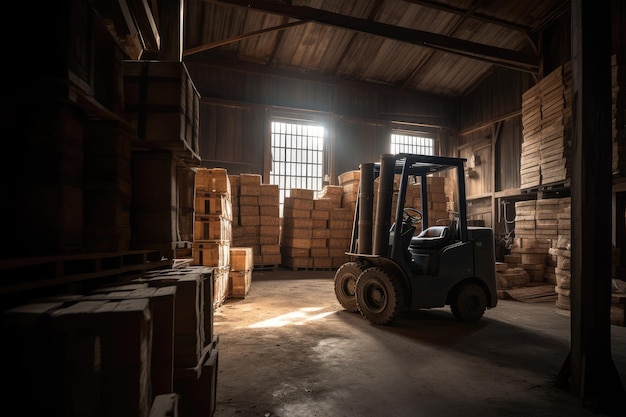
[550,235,571,311]
[512,197,572,284]
[509,237,550,282]
[192,168,232,307]
[535,199,560,243]
[613,54,626,175]
[520,63,573,189]
[495,262,530,292]
[540,63,573,185]
[512,200,536,239]
[521,83,542,188]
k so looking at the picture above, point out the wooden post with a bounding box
[157,0,183,61]
[555,0,626,414]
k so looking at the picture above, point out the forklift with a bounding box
[334,153,498,325]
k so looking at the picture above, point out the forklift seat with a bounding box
[410,226,452,250]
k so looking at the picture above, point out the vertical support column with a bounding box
[555,0,625,414]
[157,0,183,61]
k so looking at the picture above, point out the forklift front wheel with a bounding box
[450,283,487,322]
[334,262,364,313]
[355,267,405,325]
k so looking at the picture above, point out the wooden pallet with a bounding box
[253,264,279,271]
[0,250,171,297]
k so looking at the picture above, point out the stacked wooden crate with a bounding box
[281,189,315,269]
[125,60,201,259]
[338,170,360,213]
[229,247,254,298]
[419,176,449,227]
[520,63,573,189]
[613,54,626,175]
[234,174,262,265]
[193,168,232,307]
[230,174,281,269]
[132,152,196,259]
[1,266,219,417]
[318,185,351,268]
[2,297,154,417]
[83,120,132,253]
[123,61,200,161]
[135,268,219,417]
[318,184,345,208]
[373,175,449,231]
[259,184,282,267]
[310,198,333,269]
[328,206,355,269]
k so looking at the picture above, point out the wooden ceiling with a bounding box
[182,0,570,97]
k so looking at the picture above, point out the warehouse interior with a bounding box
[1,0,625,416]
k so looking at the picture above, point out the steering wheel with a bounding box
[402,208,423,226]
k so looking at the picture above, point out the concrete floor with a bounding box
[212,269,626,417]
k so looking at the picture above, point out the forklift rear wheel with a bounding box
[451,283,487,322]
[355,267,405,325]
[334,262,364,312]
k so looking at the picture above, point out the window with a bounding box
[270,120,325,216]
[391,132,434,155]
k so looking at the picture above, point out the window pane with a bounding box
[271,119,325,216]
[391,133,434,155]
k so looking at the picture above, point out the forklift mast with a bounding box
[349,153,469,259]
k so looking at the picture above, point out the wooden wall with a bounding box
[184,60,455,183]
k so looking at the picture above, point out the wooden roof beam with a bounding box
[206,0,540,73]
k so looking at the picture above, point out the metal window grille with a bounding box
[391,133,434,155]
[270,120,325,217]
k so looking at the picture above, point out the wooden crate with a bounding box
[2,299,153,417]
[229,270,252,298]
[139,267,214,361]
[230,247,254,271]
[195,168,231,194]
[194,215,232,241]
[173,341,219,417]
[192,241,230,268]
[124,61,200,161]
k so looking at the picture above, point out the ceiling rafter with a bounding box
[183,19,309,56]
[205,0,539,73]
[401,0,486,88]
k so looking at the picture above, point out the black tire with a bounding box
[334,262,364,312]
[450,283,487,322]
[355,267,405,325]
